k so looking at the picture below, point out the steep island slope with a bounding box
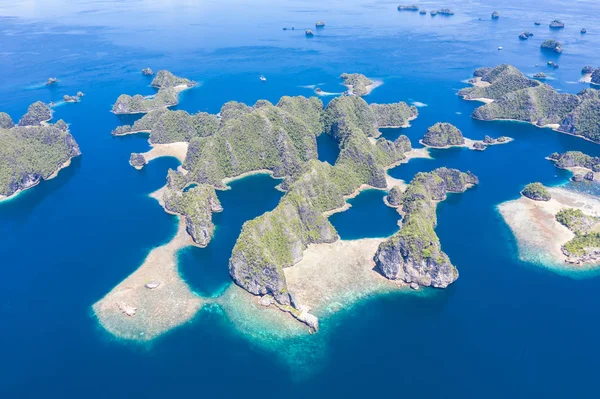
[460,64,600,143]
[0,103,81,200]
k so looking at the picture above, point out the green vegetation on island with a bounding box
[522,182,551,201]
[541,39,563,54]
[112,70,195,114]
[386,186,403,207]
[422,122,464,147]
[462,64,600,142]
[228,95,417,305]
[548,151,600,172]
[556,208,600,262]
[340,73,374,96]
[370,102,418,127]
[374,168,478,288]
[163,178,223,247]
[0,104,80,198]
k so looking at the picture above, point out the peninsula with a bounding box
[112,70,196,114]
[0,102,80,201]
[420,122,512,150]
[460,64,600,143]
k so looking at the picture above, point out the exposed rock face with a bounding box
[533,72,547,79]
[163,182,222,247]
[63,95,78,103]
[547,61,559,69]
[591,69,600,85]
[473,67,492,78]
[77,92,84,97]
[422,122,464,147]
[585,171,594,181]
[541,39,563,54]
[522,182,551,201]
[18,101,52,126]
[519,31,534,40]
[315,21,325,27]
[582,66,595,75]
[1,104,81,197]
[374,168,477,288]
[305,29,314,36]
[581,28,587,34]
[419,9,427,15]
[572,174,584,182]
[549,20,565,29]
[491,11,500,19]
[0,112,14,129]
[437,8,454,15]
[340,73,374,96]
[387,186,403,206]
[129,153,147,170]
[460,64,539,101]
[473,142,486,151]
[142,68,154,76]
[46,77,58,85]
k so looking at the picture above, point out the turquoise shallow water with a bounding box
[1,0,600,397]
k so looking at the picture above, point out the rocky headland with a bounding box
[0,103,81,201]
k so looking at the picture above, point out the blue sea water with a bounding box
[1,0,600,397]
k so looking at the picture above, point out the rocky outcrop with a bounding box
[549,20,565,29]
[581,28,587,34]
[18,101,52,126]
[437,9,454,15]
[315,21,325,27]
[0,112,14,129]
[547,61,559,69]
[533,72,547,79]
[370,102,418,127]
[541,39,563,54]
[591,69,600,85]
[522,182,551,201]
[572,173,584,182]
[141,68,154,76]
[46,77,58,85]
[129,153,147,170]
[387,186,403,206]
[422,122,464,147]
[585,171,594,181]
[519,32,534,40]
[473,142,486,151]
[397,5,419,11]
[374,168,477,288]
[163,182,222,247]
[491,11,500,19]
[582,66,595,75]
[305,29,314,37]
[419,9,427,15]
[63,95,78,103]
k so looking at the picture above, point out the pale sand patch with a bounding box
[386,174,406,191]
[141,142,188,164]
[344,79,383,96]
[220,169,275,189]
[284,239,405,317]
[580,74,592,83]
[112,129,150,137]
[0,156,76,203]
[93,218,202,341]
[470,77,491,87]
[498,187,600,272]
[472,97,494,104]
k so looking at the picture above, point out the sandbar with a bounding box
[141,142,188,164]
[93,218,202,341]
[498,187,600,273]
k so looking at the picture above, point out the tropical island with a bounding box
[548,151,600,181]
[540,38,563,54]
[340,73,380,96]
[112,70,196,114]
[0,102,80,201]
[94,93,481,339]
[459,64,600,143]
[420,122,512,150]
[499,182,600,271]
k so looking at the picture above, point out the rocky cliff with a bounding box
[374,168,477,288]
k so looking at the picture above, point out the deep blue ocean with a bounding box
[1,0,600,397]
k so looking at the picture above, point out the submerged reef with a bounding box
[112,70,195,114]
[374,168,478,287]
[461,64,600,142]
[0,103,80,199]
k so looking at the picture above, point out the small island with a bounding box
[340,73,380,96]
[419,9,427,15]
[46,77,58,86]
[541,38,563,54]
[0,102,81,201]
[548,151,600,181]
[420,122,512,151]
[142,67,154,76]
[315,21,325,28]
[519,31,534,40]
[305,29,314,37]
[522,182,551,201]
[533,72,547,79]
[491,11,500,19]
[112,70,196,114]
[581,28,587,34]
[549,20,565,29]
[397,5,419,11]
[460,64,600,143]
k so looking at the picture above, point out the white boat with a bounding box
[260,75,267,82]
[498,46,503,50]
